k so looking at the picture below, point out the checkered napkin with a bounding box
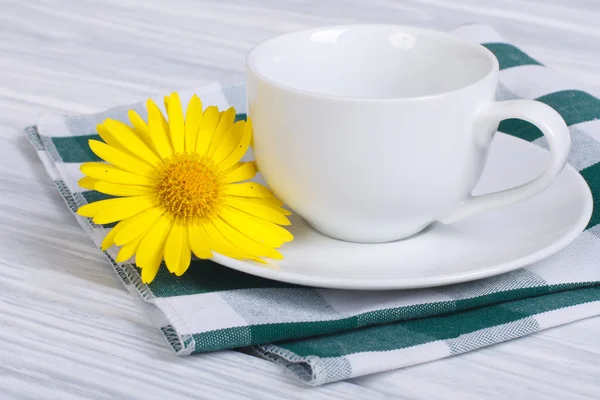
[26,24,600,386]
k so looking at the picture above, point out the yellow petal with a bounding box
[80,162,154,186]
[100,224,119,251]
[141,256,162,283]
[243,210,294,242]
[207,107,236,156]
[203,220,261,262]
[188,222,213,259]
[97,123,129,154]
[92,195,157,225]
[195,106,219,155]
[88,140,155,177]
[77,197,121,218]
[163,95,170,110]
[114,206,165,246]
[104,119,162,166]
[128,109,151,144]
[164,221,192,276]
[225,197,291,225]
[136,213,173,283]
[100,218,133,251]
[184,95,203,152]
[147,98,173,159]
[177,226,191,276]
[94,181,152,197]
[78,176,97,190]
[219,206,292,247]
[217,119,252,169]
[225,182,283,206]
[164,221,184,274]
[98,120,155,161]
[116,234,143,262]
[166,92,185,153]
[243,197,292,215]
[213,218,283,260]
[224,161,257,183]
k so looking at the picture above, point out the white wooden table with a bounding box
[2,0,600,398]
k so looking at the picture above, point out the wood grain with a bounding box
[1,0,599,398]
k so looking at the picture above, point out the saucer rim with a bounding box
[210,134,594,290]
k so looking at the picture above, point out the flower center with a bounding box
[154,153,225,221]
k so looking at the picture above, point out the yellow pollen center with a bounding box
[154,153,224,221]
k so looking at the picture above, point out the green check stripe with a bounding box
[185,282,598,353]
[148,262,587,298]
[498,90,600,141]
[81,190,115,203]
[483,43,542,70]
[52,134,102,163]
[277,286,600,358]
[581,162,600,229]
[148,262,295,296]
[279,306,528,358]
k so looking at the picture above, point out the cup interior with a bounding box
[247,25,496,99]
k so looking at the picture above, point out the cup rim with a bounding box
[246,24,499,102]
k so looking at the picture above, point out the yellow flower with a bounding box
[77,93,293,283]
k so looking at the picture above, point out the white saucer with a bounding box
[212,133,593,290]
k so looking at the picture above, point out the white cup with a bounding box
[246,25,571,243]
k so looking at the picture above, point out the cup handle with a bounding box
[440,100,571,224]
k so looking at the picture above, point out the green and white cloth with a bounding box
[27,24,600,386]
